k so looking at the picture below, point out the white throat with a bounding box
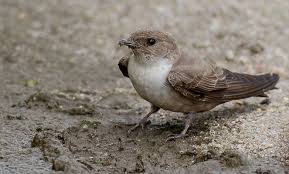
[128,56,173,105]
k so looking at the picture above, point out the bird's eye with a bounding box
[147,38,156,46]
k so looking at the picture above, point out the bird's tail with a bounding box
[220,70,279,101]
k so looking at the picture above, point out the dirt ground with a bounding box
[0,0,289,173]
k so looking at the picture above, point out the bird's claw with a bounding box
[166,133,188,142]
[127,120,151,135]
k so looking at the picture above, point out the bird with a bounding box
[118,30,279,141]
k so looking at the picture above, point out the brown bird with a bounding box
[118,30,279,141]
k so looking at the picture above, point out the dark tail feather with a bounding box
[221,70,279,101]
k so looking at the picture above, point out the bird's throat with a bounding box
[128,56,173,104]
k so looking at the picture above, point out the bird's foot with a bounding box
[127,119,151,135]
[165,113,196,141]
[127,105,159,135]
[166,133,188,141]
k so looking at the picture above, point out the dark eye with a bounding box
[147,38,156,46]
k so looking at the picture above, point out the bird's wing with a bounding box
[168,63,228,101]
[168,59,279,103]
[118,53,132,78]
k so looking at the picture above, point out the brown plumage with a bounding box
[168,59,279,103]
[118,30,279,140]
[118,56,130,78]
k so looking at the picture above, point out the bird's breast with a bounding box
[127,58,190,111]
[128,58,171,98]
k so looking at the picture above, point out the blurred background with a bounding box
[0,0,288,173]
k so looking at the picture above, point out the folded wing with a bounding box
[168,64,279,103]
[118,55,130,78]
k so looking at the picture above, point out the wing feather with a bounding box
[118,55,130,78]
[168,64,279,103]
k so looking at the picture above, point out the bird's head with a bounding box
[119,30,179,61]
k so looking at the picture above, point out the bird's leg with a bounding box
[127,105,160,134]
[166,112,199,141]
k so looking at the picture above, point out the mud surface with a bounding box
[1,0,289,173]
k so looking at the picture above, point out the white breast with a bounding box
[128,57,184,110]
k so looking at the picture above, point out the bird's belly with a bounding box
[128,59,195,112]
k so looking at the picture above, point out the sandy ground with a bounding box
[0,0,289,173]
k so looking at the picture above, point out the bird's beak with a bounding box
[119,38,137,48]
